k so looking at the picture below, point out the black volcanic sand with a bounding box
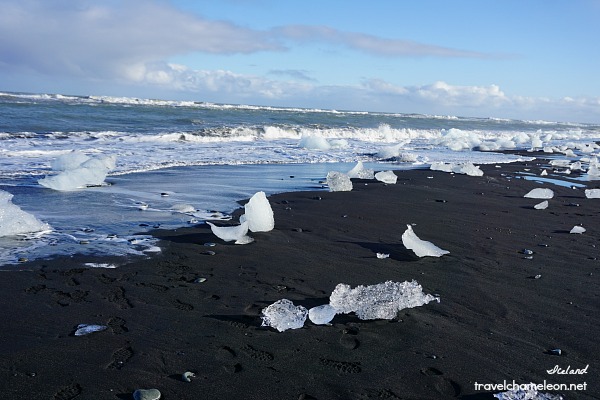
[1,156,599,400]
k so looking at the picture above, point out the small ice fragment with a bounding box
[524,188,554,199]
[84,263,117,269]
[540,170,548,176]
[261,299,308,332]
[171,203,196,213]
[308,304,337,325]
[534,200,549,210]
[0,190,52,237]
[430,162,483,176]
[347,161,375,179]
[207,221,253,244]
[181,371,196,382]
[570,226,586,234]
[326,171,353,192]
[133,389,161,400]
[329,280,438,320]
[74,324,108,336]
[242,191,275,232]
[534,274,542,279]
[585,189,600,199]
[493,384,563,400]
[374,171,398,184]
[402,225,449,258]
[376,253,390,259]
[522,249,534,255]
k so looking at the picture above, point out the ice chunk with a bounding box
[540,170,548,176]
[206,220,253,244]
[0,190,51,237]
[524,188,554,199]
[299,135,331,150]
[493,384,563,400]
[430,162,483,176]
[329,280,438,320]
[347,161,375,179]
[326,171,353,192]
[171,203,196,213]
[378,143,406,159]
[585,189,600,198]
[375,171,398,184]
[570,225,586,234]
[74,324,107,336]
[586,157,600,180]
[534,200,549,210]
[308,304,337,325]
[402,225,449,257]
[242,191,274,232]
[38,152,117,191]
[261,299,308,332]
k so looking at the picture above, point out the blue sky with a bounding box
[1,0,599,122]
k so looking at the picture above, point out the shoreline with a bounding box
[1,155,598,399]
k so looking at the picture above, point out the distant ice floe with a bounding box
[38,151,116,191]
[0,190,51,237]
[524,188,554,199]
[298,134,331,150]
[430,162,483,176]
[375,171,398,184]
[402,225,449,258]
[261,280,438,331]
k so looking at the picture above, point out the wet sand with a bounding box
[1,155,598,399]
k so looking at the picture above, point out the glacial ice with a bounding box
[308,304,337,325]
[206,220,253,244]
[329,280,438,320]
[299,135,331,150]
[585,189,600,198]
[586,157,600,180]
[347,161,375,179]
[430,162,483,176]
[524,188,554,199]
[493,385,563,400]
[38,152,117,191]
[375,171,398,184]
[0,190,51,237]
[570,226,586,234]
[74,324,108,336]
[261,299,308,332]
[378,143,408,159]
[242,191,274,232]
[534,200,549,210]
[326,171,353,192]
[402,225,449,258]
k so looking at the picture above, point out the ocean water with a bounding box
[1,91,599,267]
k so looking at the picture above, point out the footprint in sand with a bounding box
[53,383,82,400]
[319,358,362,374]
[107,346,133,370]
[420,367,461,397]
[107,317,128,334]
[241,345,274,362]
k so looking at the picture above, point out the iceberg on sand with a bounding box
[0,190,51,237]
[347,161,375,179]
[585,189,600,199]
[261,299,308,332]
[375,171,398,184]
[402,225,449,257]
[241,191,274,232]
[206,221,254,244]
[430,162,483,176]
[534,200,549,210]
[570,225,586,234]
[524,188,554,199]
[326,171,353,192]
[308,304,337,325]
[38,151,117,191]
[329,280,438,320]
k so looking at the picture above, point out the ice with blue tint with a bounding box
[0,190,51,237]
[326,171,353,192]
[38,152,116,191]
[261,299,308,332]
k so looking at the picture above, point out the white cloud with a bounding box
[274,25,494,58]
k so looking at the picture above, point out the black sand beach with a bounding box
[1,155,598,399]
